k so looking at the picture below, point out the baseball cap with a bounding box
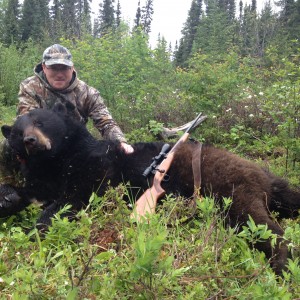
[42,44,73,67]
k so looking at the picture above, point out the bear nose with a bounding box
[24,135,37,145]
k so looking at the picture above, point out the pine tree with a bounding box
[49,0,92,40]
[20,0,49,42]
[257,1,278,57]
[251,0,257,12]
[93,18,100,37]
[77,0,92,38]
[217,0,236,20]
[134,0,142,29]
[141,0,154,34]
[174,37,185,67]
[2,0,20,45]
[281,0,300,40]
[228,0,236,21]
[195,0,234,56]
[61,0,78,38]
[239,0,243,20]
[239,3,258,56]
[0,0,7,42]
[174,0,202,67]
[96,0,115,37]
[116,0,121,27]
[154,35,173,67]
[276,0,295,21]
[238,0,277,57]
[20,0,34,41]
[50,0,63,39]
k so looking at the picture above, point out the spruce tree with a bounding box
[93,18,100,37]
[2,0,20,45]
[251,0,257,12]
[50,0,63,40]
[0,0,7,42]
[239,0,243,20]
[217,0,236,21]
[174,0,202,67]
[281,0,300,40]
[257,1,278,57]
[276,0,295,21]
[141,0,154,34]
[228,0,236,21]
[134,0,142,29]
[20,0,34,41]
[239,3,258,56]
[20,0,49,42]
[61,0,77,38]
[116,0,121,27]
[77,0,92,37]
[49,0,91,40]
[195,0,234,56]
[174,37,185,67]
[96,0,115,37]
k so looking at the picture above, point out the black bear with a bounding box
[0,103,300,276]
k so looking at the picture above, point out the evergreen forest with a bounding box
[0,0,300,298]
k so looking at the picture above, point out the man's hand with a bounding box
[120,142,134,154]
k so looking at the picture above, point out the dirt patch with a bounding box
[90,224,120,253]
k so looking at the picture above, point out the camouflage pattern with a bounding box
[17,63,127,143]
[42,44,74,67]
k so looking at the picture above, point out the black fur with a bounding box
[1,103,300,275]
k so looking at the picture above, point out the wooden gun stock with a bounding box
[131,113,204,222]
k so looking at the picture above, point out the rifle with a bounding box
[130,113,204,222]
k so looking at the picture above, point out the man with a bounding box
[19,43,133,153]
[0,44,133,182]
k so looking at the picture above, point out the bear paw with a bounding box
[0,184,22,217]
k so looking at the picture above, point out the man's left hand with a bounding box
[120,142,134,154]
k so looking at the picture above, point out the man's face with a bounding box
[42,64,73,90]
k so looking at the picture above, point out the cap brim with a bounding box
[44,59,73,67]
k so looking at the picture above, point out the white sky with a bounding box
[91,0,192,48]
[91,0,279,48]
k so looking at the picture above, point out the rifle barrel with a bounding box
[186,112,203,134]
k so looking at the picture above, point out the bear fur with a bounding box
[1,103,300,275]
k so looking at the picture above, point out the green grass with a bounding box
[0,188,300,299]
[0,105,16,128]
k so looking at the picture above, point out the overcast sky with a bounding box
[91,0,192,47]
[92,0,279,48]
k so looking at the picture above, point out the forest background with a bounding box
[0,0,300,299]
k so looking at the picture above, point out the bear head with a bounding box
[1,103,73,159]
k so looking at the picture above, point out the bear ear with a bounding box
[1,125,12,139]
[64,100,75,112]
[53,101,76,115]
[53,102,68,115]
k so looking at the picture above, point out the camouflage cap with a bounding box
[42,44,73,67]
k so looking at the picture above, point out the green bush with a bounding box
[1,191,299,298]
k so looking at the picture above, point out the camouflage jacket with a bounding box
[17,63,127,143]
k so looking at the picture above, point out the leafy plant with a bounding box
[238,216,277,248]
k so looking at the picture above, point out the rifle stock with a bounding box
[130,114,203,222]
